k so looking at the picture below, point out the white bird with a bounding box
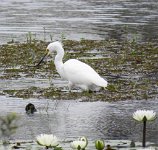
[38,41,108,91]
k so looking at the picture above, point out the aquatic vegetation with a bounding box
[0,39,157,101]
[0,39,157,148]
[70,141,86,150]
[95,140,105,150]
[70,136,88,150]
[133,110,156,122]
[133,110,156,147]
[0,135,157,149]
[36,134,60,149]
[0,113,19,143]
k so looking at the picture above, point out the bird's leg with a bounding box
[82,89,93,96]
[83,86,93,94]
[68,81,74,92]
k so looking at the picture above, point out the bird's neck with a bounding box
[54,47,64,77]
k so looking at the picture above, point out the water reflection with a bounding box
[0,0,158,43]
[0,96,157,145]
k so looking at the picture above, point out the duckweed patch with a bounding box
[0,39,158,101]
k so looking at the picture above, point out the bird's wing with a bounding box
[63,59,107,87]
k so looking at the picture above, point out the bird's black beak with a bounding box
[33,49,49,67]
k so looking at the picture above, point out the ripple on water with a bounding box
[0,0,158,43]
[0,95,157,146]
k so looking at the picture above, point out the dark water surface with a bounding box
[0,95,158,145]
[0,0,158,43]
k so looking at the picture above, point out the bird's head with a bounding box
[46,41,63,55]
[34,41,63,67]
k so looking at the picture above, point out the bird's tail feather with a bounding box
[93,77,108,87]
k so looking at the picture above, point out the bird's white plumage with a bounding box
[46,41,108,91]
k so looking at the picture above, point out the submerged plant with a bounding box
[133,110,156,147]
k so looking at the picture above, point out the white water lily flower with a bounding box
[36,134,59,147]
[133,110,156,121]
[78,136,88,147]
[70,139,87,149]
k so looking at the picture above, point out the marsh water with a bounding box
[0,0,158,43]
[0,0,158,149]
[0,96,158,146]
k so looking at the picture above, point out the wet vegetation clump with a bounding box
[0,39,157,101]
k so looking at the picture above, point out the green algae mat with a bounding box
[0,39,157,101]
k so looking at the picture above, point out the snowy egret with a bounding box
[37,41,108,91]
